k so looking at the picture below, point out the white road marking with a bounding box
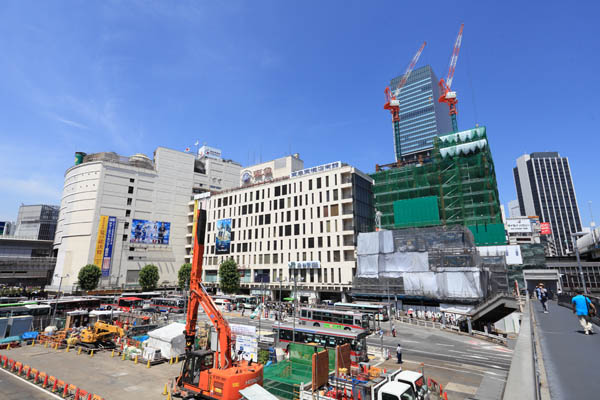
[436,343,454,347]
[0,367,63,399]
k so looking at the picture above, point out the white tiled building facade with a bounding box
[51,147,241,292]
[201,162,374,302]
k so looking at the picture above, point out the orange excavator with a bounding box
[173,207,263,399]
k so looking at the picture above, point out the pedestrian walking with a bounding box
[539,284,549,313]
[391,323,397,337]
[535,285,542,300]
[396,343,402,364]
[572,290,597,335]
[241,307,246,317]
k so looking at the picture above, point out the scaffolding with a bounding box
[371,126,502,230]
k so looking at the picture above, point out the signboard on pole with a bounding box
[540,222,552,235]
[230,324,257,362]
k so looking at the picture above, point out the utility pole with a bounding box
[293,274,297,343]
[572,232,588,295]
[387,281,392,333]
[51,274,69,326]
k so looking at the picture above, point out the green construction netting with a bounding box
[371,126,502,231]
[264,343,335,400]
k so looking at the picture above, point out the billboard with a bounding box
[130,219,171,244]
[94,216,117,277]
[215,218,231,254]
[506,218,532,234]
[540,222,552,235]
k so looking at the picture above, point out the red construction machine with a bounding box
[173,207,263,399]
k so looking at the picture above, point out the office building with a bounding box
[513,152,582,256]
[201,160,374,302]
[185,154,304,264]
[51,146,241,293]
[14,204,60,241]
[0,221,15,237]
[508,200,521,218]
[390,65,453,161]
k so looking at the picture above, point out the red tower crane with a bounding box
[384,41,426,161]
[438,23,464,133]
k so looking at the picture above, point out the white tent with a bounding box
[146,322,186,359]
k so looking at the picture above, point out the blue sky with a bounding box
[1,1,599,226]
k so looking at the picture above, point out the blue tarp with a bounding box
[132,334,149,342]
[0,336,21,344]
[21,331,38,340]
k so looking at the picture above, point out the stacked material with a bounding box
[355,226,488,300]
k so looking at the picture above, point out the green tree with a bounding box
[78,264,102,291]
[178,263,192,289]
[218,259,240,294]
[139,264,160,291]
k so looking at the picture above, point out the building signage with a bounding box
[241,167,275,186]
[505,218,532,234]
[94,216,117,277]
[290,161,341,178]
[130,219,171,244]
[198,145,222,160]
[288,261,321,269]
[215,218,232,254]
[540,222,552,235]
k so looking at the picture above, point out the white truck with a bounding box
[299,369,429,400]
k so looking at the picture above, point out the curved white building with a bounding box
[50,147,241,292]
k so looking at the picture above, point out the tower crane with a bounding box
[438,23,464,133]
[384,42,426,161]
[173,207,263,400]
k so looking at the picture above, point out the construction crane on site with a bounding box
[384,42,426,161]
[438,23,464,133]
[173,207,263,400]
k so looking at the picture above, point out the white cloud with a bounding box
[47,112,89,130]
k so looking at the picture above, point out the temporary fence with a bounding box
[263,343,335,400]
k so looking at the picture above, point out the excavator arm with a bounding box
[184,208,233,369]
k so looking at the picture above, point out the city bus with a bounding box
[122,291,161,300]
[99,296,144,312]
[234,295,259,310]
[334,302,389,321]
[0,301,38,309]
[40,297,102,315]
[149,297,185,313]
[273,324,368,365]
[0,297,28,304]
[299,307,369,331]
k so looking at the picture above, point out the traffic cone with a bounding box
[90,350,94,357]
[147,359,151,368]
[169,357,173,365]
[63,383,69,398]
[163,383,168,395]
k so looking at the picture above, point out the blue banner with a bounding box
[215,218,232,254]
[101,216,117,277]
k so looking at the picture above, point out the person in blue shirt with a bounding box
[571,290,597,335]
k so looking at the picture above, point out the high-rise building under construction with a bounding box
[390,65,453,161]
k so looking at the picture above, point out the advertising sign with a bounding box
[101,216,117,277]
[215,218,232,254]
[130,219,171,244]
[540,222,552,235]
[94,216,117,276]
[506,218,532,234]
[230,324,258,362]
[288,261,321,269]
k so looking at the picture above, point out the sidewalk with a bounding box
[533,299,600,399]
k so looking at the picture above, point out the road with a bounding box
[217,312,512,399]
[0,367,59,399]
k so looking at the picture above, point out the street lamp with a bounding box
[51,273,70,326]
[571,232,588,295]
[292,274,304,343]
[276,277,286,345]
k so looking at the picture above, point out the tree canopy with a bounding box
[178,263,192,289]
[78,264,102,291]
[218,259,240,294]
[139,264,160,291]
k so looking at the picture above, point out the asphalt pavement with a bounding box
[534,299,600,399]
[0,367,59,399]
[221,312,513,399]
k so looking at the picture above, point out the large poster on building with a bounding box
[215,218,231,254]
[540,222,552,235]
[130,219,171,244]
[94,216,117,277]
